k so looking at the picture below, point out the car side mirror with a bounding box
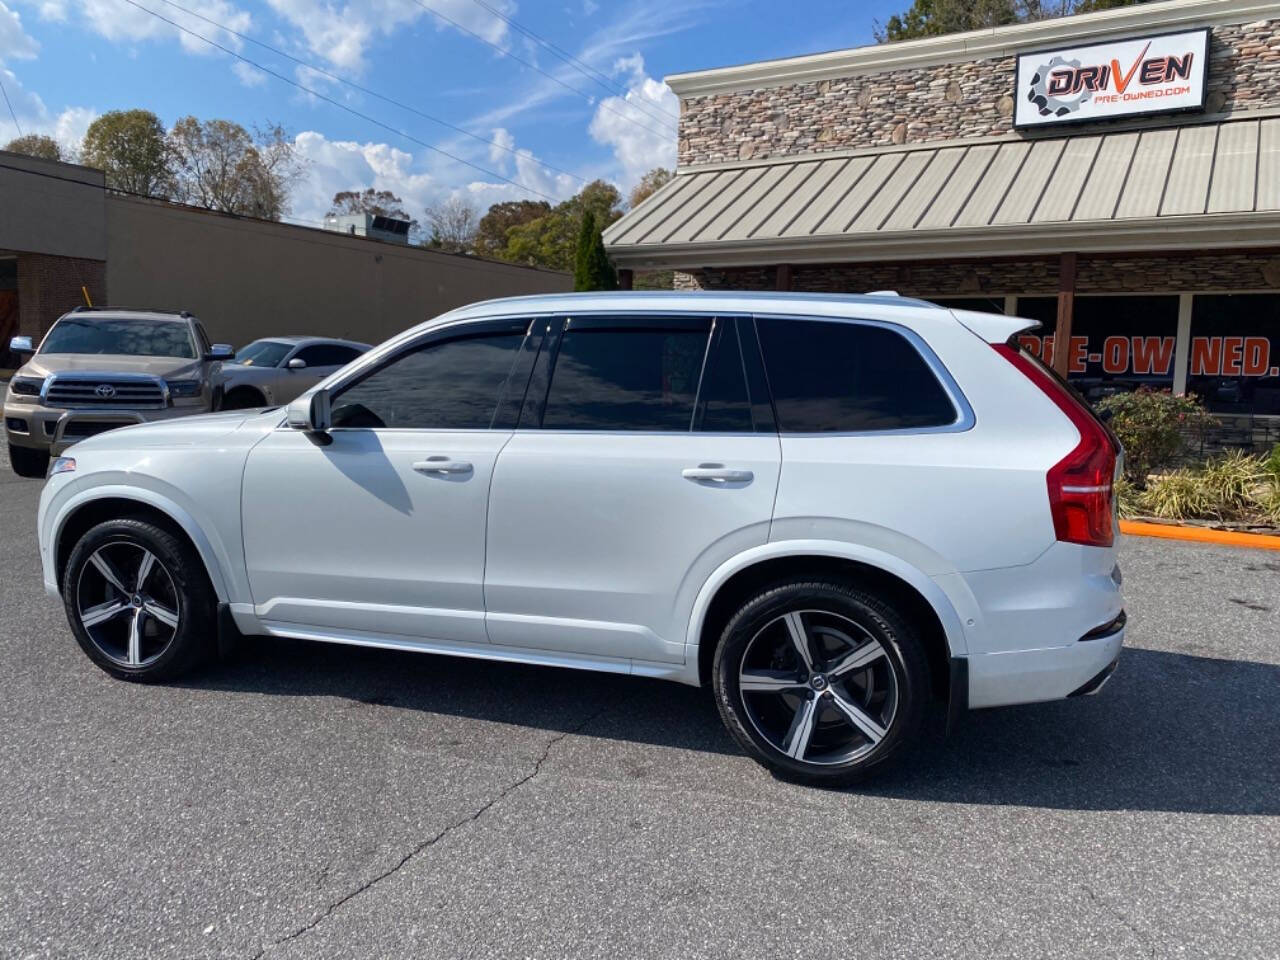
[206,344,235,361]
[287,388,331,433]
[9,336,33,354]
[287,357,307,370]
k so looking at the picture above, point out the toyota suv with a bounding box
[5,307,233,477]
[35,292,1125,784]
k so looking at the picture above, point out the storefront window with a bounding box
[1187,294,1280,415]
[1014,295,1179,403]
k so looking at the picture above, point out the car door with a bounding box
[242,318,539,643]
[484,315,781,665]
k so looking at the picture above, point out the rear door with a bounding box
[483,314,781,665]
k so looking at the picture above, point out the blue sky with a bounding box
[0,0,902,225]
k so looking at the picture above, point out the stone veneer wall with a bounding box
[673,251,1280,295]
[677,19,1280,166]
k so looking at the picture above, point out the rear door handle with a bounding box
[412,457,473,475]
[682,465,753,484]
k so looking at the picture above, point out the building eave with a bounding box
[609,212,1280,270]
[666,0,1275,98]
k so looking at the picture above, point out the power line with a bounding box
[0,74,22,138]
[463,0,679,134]
[150,0,589,187]
[118,0,564,203]
[407,0,676,142]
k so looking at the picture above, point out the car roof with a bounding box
[249,336,371,349]
[57,309,192,324]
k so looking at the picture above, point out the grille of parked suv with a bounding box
[62,420,134,439]
[45,377,167,408]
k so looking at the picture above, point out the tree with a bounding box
[81,109,172,197]
[168,117,302,220]
[629,167,673,209]
[4,134,63,161]
[575,213,617,291]
[876,0,1143,41]
[497,180,623,272]
[424,196,479,253]
[328,188,419,237]
[473,199,551,258]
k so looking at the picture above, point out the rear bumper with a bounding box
[965,623,1124,709]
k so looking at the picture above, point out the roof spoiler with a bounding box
[949,307,1041,344]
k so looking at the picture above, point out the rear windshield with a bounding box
[40,318,197,359]
[231,340,292,367]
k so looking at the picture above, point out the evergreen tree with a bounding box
[577,214,618,292]
[573,212,595,291]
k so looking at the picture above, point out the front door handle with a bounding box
[413,457,473,476]
[682,465,753,484]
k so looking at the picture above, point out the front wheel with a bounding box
[62,518,216,682]
[713,581,930,786]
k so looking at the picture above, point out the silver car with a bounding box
[215,337,370,410]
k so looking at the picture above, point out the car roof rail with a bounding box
[67,305,194,318]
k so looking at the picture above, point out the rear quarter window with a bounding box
[755,317,957,433]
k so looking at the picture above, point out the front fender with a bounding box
[42,479,237,604]
[683,539,973,669]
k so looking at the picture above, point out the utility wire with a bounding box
[150,0,588,187]
[0,74,22,138]
[463,0,679,133]
[117,0,562,203]
[407,0,676,142]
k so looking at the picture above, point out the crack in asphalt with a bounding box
[1081,884,1155,956]
[248,700,617,959]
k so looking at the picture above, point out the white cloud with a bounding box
[0,59,94,153]
[65,0,252,56]
[52,104,96,149]
[0,0,39,61]
[588,53,677,188]
[232,60,265,86]
[582,0,598,14]
[263,0,513,73]
[487,125,514,172]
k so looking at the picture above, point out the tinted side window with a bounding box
[332,332,524,429]
[756,317,957,432]
[296,344,362,367]
[541,320,710,431]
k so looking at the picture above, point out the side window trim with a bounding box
[327,317,535,432]
[752,313,975,436]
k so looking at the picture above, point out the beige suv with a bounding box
[4,307,233,477]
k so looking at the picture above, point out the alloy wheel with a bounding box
[737,609,898,766]
[75,541,181,668]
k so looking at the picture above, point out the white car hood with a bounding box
[65,409,276,452]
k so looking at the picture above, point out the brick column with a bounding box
[16,254,107,338]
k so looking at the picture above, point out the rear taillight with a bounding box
[993,344,1117,548]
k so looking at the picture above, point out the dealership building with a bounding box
[606,0,1280,432]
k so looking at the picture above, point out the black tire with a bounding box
[220,387,267,410]
[9,443,49,478]
[712,581,930,786]
[62,518,216,682]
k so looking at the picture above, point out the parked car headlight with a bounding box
[8,376,44,399]
[48,456,76,477]
[166,379,203,399]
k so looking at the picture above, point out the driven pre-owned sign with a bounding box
[1014,29,1209,128]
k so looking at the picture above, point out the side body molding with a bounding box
[683,539,972,677]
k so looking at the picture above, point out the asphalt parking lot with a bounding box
[1,445,1277,960]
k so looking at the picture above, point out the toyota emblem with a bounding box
[95,384,116,399]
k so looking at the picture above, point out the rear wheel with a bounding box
[62,518,216,682]
[713,581,930,786]
[8,443,49,478]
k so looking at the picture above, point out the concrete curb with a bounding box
[1120,519,1280,551]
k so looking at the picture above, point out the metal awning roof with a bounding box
[604,115,1280,268]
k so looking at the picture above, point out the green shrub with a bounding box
[1133,452,1278,525]
[1138,469,1214,520]
[1265,443,1280,481]
[1199,450,1267,519]
[1095,388,1213,484]
[1113,474,1141,519]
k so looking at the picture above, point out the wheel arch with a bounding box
[51,490,230,603]
[687,541,969,702]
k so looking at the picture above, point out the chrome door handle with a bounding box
[682,465,753,484]
[412,458,473,475]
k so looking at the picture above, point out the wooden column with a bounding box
[618,268,633,291]
[776,264,793,291]
[1052,252,1077,378]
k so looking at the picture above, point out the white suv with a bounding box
[36,293,1125,784]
